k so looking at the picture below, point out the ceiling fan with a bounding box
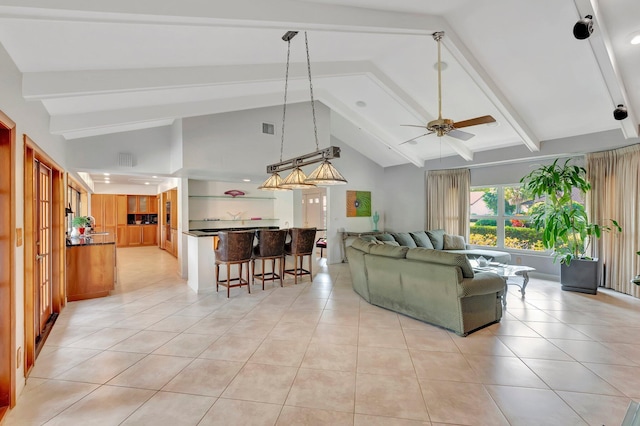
[401,31,496,145]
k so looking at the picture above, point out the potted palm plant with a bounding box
[520,159,620,294]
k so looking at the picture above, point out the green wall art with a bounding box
[346,190,371,217]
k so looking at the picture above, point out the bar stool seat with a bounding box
[284,227,317,284]
[252,229,287,290]
[214,230,255,298]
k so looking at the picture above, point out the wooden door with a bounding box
[302,188,326,229]
[0,111,16,415]
[35,161,53,336]
[90,194,104,232]
[148,195,158,214]
[116,195,128,225]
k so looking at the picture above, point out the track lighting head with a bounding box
[613,104,628,121]
[573,15,593,40]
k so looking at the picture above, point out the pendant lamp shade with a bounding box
[257,172,290,191]
[305,160,347,185]
[280,167,316,189]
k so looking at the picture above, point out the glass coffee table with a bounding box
[471,261,535,308]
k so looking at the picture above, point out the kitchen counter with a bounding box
[66,233,115,246]
[66,237,116,301]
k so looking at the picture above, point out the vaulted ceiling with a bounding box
[0,0,638,177]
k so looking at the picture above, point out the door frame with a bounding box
[0,110,16,418]
[23,136,65,374]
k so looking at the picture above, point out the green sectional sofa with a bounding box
[347,238,505,336]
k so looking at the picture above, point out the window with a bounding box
[470,184,556,252]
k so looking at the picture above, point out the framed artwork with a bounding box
[346,190,371,217]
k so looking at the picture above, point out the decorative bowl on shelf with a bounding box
[224,189,245,198]
[135,220,142,225]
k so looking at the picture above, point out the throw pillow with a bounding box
[409,231,435,249]
[391,232,418,248]
[382,240,400,246]
[426,229,446,250]
[360,235,379,243]
[443,234,466,250]
[375,233,396,242]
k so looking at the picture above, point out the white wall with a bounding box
[66,126,173,175]
[0,43,70,398]
[382,163,427,232]
[181,102,331,182]
[170,119,183,174]
[326,138,385,264]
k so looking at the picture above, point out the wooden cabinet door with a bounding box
[148,195,158,214]
[138,196,148,213]
[91,194,105,232]
[116,195,128,225]
[103,194,117,227]
[142,225,156,245]
[127,225,142,245]
[127,196,137,213]
[116,225,128,247]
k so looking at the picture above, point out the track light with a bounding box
[573,15,593,40]
[613,104,628,121]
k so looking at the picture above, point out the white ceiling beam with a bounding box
[23,61,372,100]
[0,0,440,36]
[440,24,541,153]
[573,0,638,139]
[319,92,424,168]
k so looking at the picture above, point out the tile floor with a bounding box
[4,246,640,425]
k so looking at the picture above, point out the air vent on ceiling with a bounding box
[262,122,275,135]
[118,152,134,168]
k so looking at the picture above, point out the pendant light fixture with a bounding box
[260,31,347,190]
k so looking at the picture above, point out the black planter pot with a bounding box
[560,258,599,294]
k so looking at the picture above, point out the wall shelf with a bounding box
[189,195,275,200]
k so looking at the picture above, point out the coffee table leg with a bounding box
[520,272,529,297]
[503,278,508,310]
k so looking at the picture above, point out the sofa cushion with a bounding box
[426,229,446,250]
[391,232,418,248]
[369,243,409,259]
[409,231,435,249]
[375,233,396,242]
[359,235,379,243]
[443,234,466,250]
[351,238,376,253]
[406,247,474,278]
[382,240,400,246]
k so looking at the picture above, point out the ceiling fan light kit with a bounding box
[399,31,496,149]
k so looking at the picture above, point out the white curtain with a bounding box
[586,144,640,297]
[426,169,470,238]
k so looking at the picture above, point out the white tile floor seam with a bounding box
[5,246,640,425]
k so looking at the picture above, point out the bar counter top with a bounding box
[183,226,278,238]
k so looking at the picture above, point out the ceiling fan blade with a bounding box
[452,115,496,129]
[400,124,428,129]
[447,129,475,141]
[399,133,432,145]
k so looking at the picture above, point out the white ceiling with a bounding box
[0,0,638,179]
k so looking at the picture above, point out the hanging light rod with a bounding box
[282,31,298,41]
[266,146,341,174]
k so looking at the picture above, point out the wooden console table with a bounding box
[340,231,385,262]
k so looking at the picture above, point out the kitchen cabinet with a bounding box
[117,225,128,247]
[91,194,116,241]
[66,240,115,301]
[126,224,157,246]
[127,195,157,214]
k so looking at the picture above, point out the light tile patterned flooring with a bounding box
[5,246,640,425]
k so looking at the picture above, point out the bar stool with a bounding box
[284,227,317,284]
[251,229,287,290]
[214,230,255,298]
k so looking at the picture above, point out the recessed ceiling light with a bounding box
[355,101,367,108]
[631,34,640,45]
[152,176,158,178]
[486,121,500,128]
[242,179,251,182]
[103,173,110,176]
[104,181,110,184]
[433,61,448,71]
[144,182,150,185]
